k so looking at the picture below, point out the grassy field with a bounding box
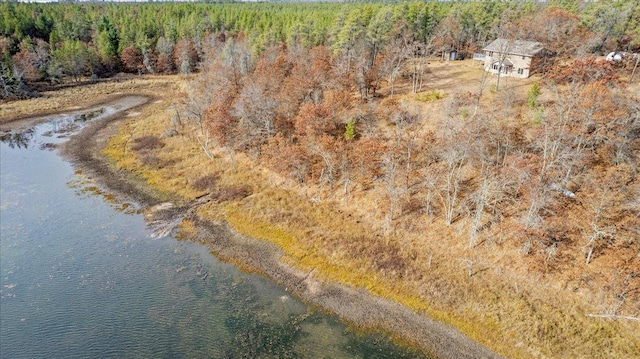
[5,63,638,358]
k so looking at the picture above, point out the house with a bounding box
[483,39,544,78]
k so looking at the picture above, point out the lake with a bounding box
[0,110,427,358]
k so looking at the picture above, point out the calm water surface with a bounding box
[0,112,428,358]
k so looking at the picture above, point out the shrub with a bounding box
[532,107,544,125]
[192,173,220,192]
[344,119,356,141]
[527,83,541,108]
[132,135,164,152]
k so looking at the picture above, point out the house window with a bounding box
[517,68,524,75]
[522,56,526,60]
[493,64,498,70]
[489,51,493,56]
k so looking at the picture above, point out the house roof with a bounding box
[483,39,544,57]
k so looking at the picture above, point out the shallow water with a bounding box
[0,108,428,358]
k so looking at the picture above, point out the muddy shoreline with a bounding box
[24,98,502,359]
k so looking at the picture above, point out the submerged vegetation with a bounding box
[2,1,640,358]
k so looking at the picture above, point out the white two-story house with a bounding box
[483,39,544,78]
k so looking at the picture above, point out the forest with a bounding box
[1,0,639,96]
[2,1,639,358]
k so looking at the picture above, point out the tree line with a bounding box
[2,1,639,98]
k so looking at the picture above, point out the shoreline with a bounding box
[6,75,638,358]
[40,95,503,358]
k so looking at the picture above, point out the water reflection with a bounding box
[0,106,110,150]
[0,128,35,149]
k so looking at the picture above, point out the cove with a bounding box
[0,108,428,358]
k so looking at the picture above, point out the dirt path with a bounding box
[12,96,503,359]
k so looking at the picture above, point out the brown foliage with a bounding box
[204,91,237,147]
[513,7,596,74]
[254,44,292,80]
[519,7,593,57]
[12,49,39,82]
[294,102,337,138]
[155,52,175,74]
[277,47,330,119]
[174,38,198,74]
[309,46,333,74]
[549,57,618,85]
[121,46,142,73]
[350,138,387,181]
[262,134,310,183]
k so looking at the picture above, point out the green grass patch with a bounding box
[414,90,447,102]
